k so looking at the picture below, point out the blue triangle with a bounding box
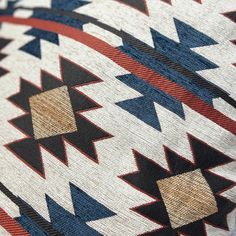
[21,29,59,58]
[51,0,90,11]
[151,27,218,71]
[70,183,116,222]
[46,195,102,236]
[20,39,41,58]
[117,97,161,130]
[25,29,59,45]
[174,18,217,48]
[116,74,185,130]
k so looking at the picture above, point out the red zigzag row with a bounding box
[0,16,235,135]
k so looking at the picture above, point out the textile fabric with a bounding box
[0,0,236,235]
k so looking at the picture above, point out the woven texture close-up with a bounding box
[0,0,236,235]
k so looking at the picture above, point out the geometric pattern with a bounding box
[157,169,218,229]
[20,28,59,58]
[116,18,236,128]
[29,86,77,139]
[0,0,236,235]
[6,57,111,176]
[223,10,236,67]
[1,182,116,236]
[116,73,184,130]
[0,37,11,77]
[121,135,236,235]
[20,0,90,58]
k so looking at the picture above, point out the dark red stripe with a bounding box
[0,16,235,135]
[0,208,29,236]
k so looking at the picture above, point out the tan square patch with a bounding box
[29,86,77,139]
[157,169,217,229]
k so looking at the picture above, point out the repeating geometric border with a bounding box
[0,16,235,136]
[0,1,235,235]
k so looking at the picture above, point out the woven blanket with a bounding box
[0,0,236,235]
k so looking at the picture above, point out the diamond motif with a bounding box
[29,86,77,139]
[157,169,218,229]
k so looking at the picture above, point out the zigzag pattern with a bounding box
[6,56,111,176]
[120,135,236,235]
[1,127,159,235]
[0,1,235,235]
[116,74,184,130]
[116,18,234,129]
[71,36,236,233]
[20,28,59,58]
[147,0,236,100]
[223,10,236,67]
[1,183,116,236]
[7,0,235,102]
[0,37,10,77]
[0,34,159,235]
[19,0,89,58]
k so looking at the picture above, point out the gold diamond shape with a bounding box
[157,169,218,229]
[29,86,77,140]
